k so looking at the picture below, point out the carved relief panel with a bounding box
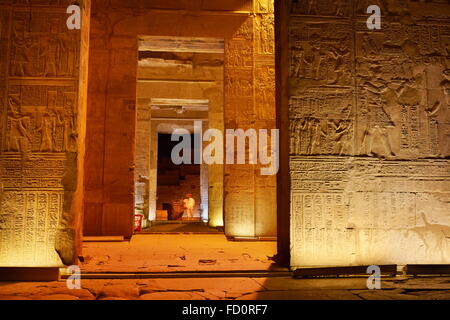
[288,1,450,267]
[5,84,78,153]
[290,157,450,266]
[224,4,276,237]
[9,10,79,78]
[289,88,355,155]
[0,154,65,266]
[291,0,351,17]
[290,21,353,88]
[0,3,85,267]
[355,21,450,158]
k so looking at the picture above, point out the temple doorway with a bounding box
[134,36,225,233]
[81,2,281,273]
[155,133,203,223]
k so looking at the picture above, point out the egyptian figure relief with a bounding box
[289,2,450,267]
[5,86,78,153]
[0,5,81,267]
[355,22,450,158]
[255,14,274,55]
[290,22,352,86]
[10,12,78,78]
[255,64,275,120]
[225,17,254,123]
[290,89,354,156]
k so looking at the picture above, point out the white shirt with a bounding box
[183,197,195,210]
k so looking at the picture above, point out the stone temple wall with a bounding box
[0,0,90,267]
[288,0,450,267]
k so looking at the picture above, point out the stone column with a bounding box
[0,1,90,267]
[223,1,276,238]
[84,1,136,237]
[148,121,158,222]
[287,0,450,267]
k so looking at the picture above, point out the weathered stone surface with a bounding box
[140,292,206,300]
[287,0,450,267]
[237,290,362,300]
[81,234,276,272]
[39,294,79,300]
[1,277,449,300]
[0,1,90,267]
[99,284,140,299]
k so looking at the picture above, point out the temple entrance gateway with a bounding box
[83,3,278,241]
[134,36,225,232]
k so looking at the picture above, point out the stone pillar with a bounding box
[224,1,277,238]
[200,163,209,221]
[0,1,90,267]
[203,87,224,228]
[148,121,158,222]
[84,1,136,237]
[254,2,277,237]
[286,0,450,267]
[135,100,151,227]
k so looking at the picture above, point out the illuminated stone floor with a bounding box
[139,222,223,233]
[0,277,449,300]
[81,234,278,272]
[1,235,448,300]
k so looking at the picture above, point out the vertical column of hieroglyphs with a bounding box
[289,0,450,267]
[350,1,450,265]
[224,12,257,237]
[289,0,356,266]
[0,1,82,267]
[253,0,277,237]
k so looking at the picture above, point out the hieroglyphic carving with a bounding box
[290,156,450,266]
[224,11,278,237]
[0,191,64,266]
[290,21,352,86]
[355,21,450,158]
[224,164,255,236]
[4,84,78,153]
[232,17,253,41]
[0,153,66,266]
[0,3,84,267]
[9,10,78,78]
[255,0,274,13]
[290,88,354,155]
[225,40,253,67]
[289,3,450,267]
[225,68,253,98]
[291,0,351,17]
[255,64,275,120]
[255,14,274,55]
[225,18,254,123]
[1,153,65,190]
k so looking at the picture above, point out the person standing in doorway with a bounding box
[183,194,195,220]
